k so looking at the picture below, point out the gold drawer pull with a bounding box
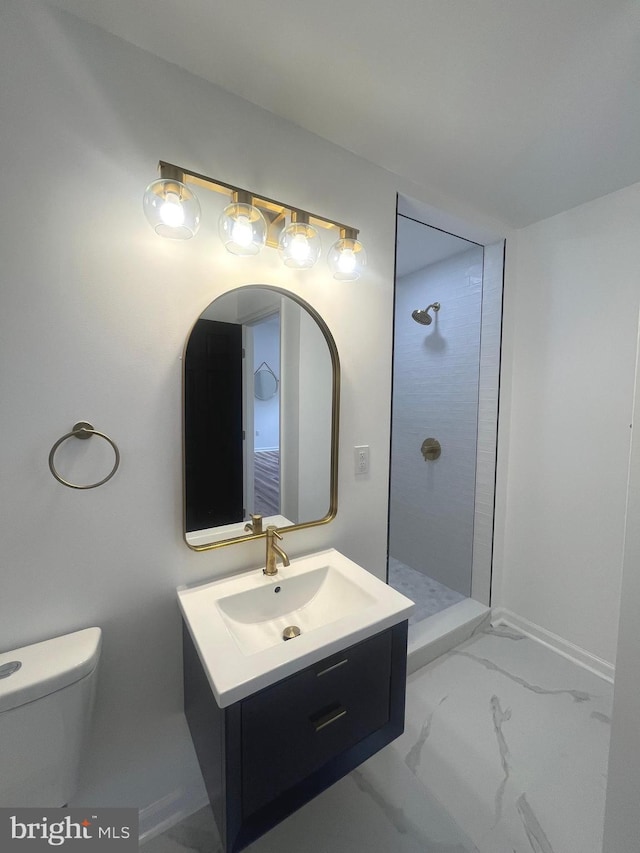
[316,658,348,677]
[313,707,347,732]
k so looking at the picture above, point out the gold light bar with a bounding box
[158,161,359,239]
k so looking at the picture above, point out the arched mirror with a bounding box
[184,285,340,550]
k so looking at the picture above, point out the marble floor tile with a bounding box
[142,808,221,853]
[142,765,473,853]
[399,628,612,853]
[141,626,612,853]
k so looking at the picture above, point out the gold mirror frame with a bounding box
[183,285,340,551]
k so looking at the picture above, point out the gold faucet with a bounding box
[244,513,263,534]
[264,526,290,576]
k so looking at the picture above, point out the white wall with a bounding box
[390,247,483,596]
[0,1,508,832]
[298,310,332,521]
[279,299,301,523]
[279,304,332,523]
[602,317,640,850]
[494,181,640,670]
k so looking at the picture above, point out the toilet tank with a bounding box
[0,627,102,807]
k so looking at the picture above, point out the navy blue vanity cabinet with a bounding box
[183,620,408,853]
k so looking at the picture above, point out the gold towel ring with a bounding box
[48,421,120,489]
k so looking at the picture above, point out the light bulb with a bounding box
[159,192,185,228]
[337,248,356,275]
[290,234,312,263]
[143,178,200,239]
[231,215,254,248]
[218,201,267,256]
[278,220,321,269]
[328,235,367,280]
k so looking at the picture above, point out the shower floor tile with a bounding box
[388,557,466,623]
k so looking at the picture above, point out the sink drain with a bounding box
[282,625,301,641]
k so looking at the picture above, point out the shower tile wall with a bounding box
[390,247,483,596]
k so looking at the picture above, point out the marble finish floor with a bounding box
[141,625,612,853]
[388,557,467,623]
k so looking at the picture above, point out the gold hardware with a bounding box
[291,210,309,225]
[264,209,286,249]
[316,658,348,677]
[158,161,358,239]
[339,226,359,241]
[421,437,442,461]
[232,189,252,206]
[183,285,340,552]
[244,514,263,534]
[312,706,347,732]
[159,164,185,185]
[264,525,290,576]
[282,625,301,641]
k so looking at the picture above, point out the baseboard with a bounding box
[138,786,209,845]
[491,607,615,684]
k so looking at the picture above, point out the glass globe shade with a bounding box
[278,222,321,269]
[328,236,367,281]
[218,202,267,256]
[143,179,201,239]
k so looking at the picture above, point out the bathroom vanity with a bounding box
[178,548,413,853]
[183,620,407,853]
[179,285,413,851]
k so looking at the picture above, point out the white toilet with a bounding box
[0,627,102,807]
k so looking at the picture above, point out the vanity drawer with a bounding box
[241,629,392,816]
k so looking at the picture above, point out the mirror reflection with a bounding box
[254,361,279,401]
[184,285,339,549]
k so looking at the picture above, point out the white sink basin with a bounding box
[217,564,377,655]
[178,548,414,707]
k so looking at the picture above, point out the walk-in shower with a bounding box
[390,218,482,623]
[389,203,504,668]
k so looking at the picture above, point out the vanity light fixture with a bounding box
[142,165,201,240]
[328,228,367,281]
[143,161,366,279]
[278,210,322,269]
[218,190,268,256]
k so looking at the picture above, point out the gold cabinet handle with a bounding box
[316,658,348,677]
[312,706,347,732]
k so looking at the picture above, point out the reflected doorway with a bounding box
[245,312,281,517]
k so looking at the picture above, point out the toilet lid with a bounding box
[0,627,101,713]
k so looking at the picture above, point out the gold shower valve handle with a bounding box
[421,438,441,461]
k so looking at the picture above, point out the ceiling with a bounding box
[46,0,640,227]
